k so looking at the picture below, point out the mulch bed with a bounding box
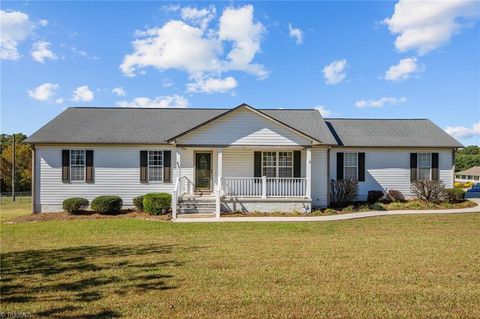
[4,210,171,224]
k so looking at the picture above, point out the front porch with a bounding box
[172,147,312,218]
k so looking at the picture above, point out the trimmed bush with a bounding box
[411,180,445,203]
[367,190,384,204]
[91,195,123,214]
[444,188,465,203]
[387,190,405,202]
[133,195,144,212]
[368,202,386,211]
[63,197,89,214]
[329,179,358,208]
[143,193,172,215]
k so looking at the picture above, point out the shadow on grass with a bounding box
[1,244,201,318]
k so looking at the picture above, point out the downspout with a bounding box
[327,146,331,207]
[31,144,37,214]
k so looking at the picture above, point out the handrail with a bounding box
[172,176,181,219]
[222,176,307,198]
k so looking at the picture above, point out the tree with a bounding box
[455,145,480,172]
[0,135,32,192]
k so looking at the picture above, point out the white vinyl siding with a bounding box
[330,148,454,200]
[311,147,329,207]
[35,145,178,212]
[177,107,312,146]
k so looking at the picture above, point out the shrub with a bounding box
[367,190,384,204]
[91,195,123,214]
[329,179,358,208]
[386,190,405,202]
[143,193,172,215]
[368,202,385,211]
[454,182,463,188]
[411,180,445,203]
[133,195,144,212]
[63,197,89,214]
[464,181,474,188]
[323,208,337,215]
[444,188,465,203]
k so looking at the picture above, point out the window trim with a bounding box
[70,149,86,182]
[148,150,164,183]
[417,152,432,181]
[343,152,358,181]
[261,151,294,178]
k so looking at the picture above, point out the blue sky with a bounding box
[1,1,479,145]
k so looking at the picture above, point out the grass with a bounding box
[0,196,31,222]
[1,211,479,318]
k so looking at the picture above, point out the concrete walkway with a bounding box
[173,198,480,223]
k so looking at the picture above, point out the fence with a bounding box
[0,192,32,205]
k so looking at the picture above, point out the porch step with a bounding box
[177,196,216,215]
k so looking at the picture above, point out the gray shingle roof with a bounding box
[455,166,480,176]
[325,118,463,148]
[25,106,337,144]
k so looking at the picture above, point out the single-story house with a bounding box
[455,166,480,183]
[25,103,462,218]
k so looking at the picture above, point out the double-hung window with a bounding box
[344,152,358,180]
[262,151,293,178]
[148,150,163,182]
[70,150,85,182]
[417,153,431,180]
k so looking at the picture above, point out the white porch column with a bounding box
[175,148,181,177]
[216,148,223,218]
[306,148,312,199]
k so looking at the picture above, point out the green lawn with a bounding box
[0,196,31,222]
[1,212,479,318]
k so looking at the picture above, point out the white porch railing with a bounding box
[172,176,194,219]
[221,176,307,198]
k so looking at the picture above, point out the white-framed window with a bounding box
[262,151,294,178]
[70,150,85,182]
[417,153,431,180]
[344,152,358,180]
[262,151,277,177]
[148,150,163,182]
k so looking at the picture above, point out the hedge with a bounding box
[63,197,89,214]
[143,193,172,215]
[133,195,144,212]
[91,195,123,214]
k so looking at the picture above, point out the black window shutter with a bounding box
[358,152,365,182]
[254,151,262,177]
[336,152,344,180]
[62,150,70,182]
[293,151,301,178]
[140,150,148,183]
[431,153,439,181]
[163,150,171,183]
[410,153,417,182]
[85,150,94,183]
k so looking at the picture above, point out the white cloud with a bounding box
[218,5,266,78]
[445,122,480,139]
[383,0,479,55]
[288,23,303,45]
[55,98,64,104]
[116,95,188,108]
[72,86,94,102]
[0,10,35,60]
[28,83,59,101]
[181,5,216,30]
[162,78,173,87]
[31,41,57,63]
[314,105,333,117]
[112,87,126,96]
[70,46,99,60]
[355,96,407,108]
[384,57,421,81]
[39,19,48,26]
[120,4,267,85]
[322,59,347,85]
[187,76,237,93]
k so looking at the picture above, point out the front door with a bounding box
[195,152,212,192]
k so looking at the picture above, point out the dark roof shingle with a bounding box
[325,118,463,147]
